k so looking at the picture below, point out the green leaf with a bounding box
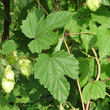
[65,17,81,40]
[21,10,73,53]
[79,57,95,88]
[12,85,30,104]
[82,81,106,104]
[34,51,79,102]
[28,31,57,53]
[0,93,20,110]
[95,106,109,110]
[91,6,110,28]
[81,21,97,53]
[16,88,30,103]
[0,40,17,55]
[45,11,73,30]
[97,28,110,58]
[0,105,20,110]
[21,9,44,39]
[101,0,110,6]
[100,59,110,87]
[0,92,7,107]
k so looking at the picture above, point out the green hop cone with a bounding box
[86,0,101,12]
[2,77,15,93]
[5,64,11,70]
[19,59,33,78]
[7,51,18,64]
[1,65,15,93]
[4,65,15,80]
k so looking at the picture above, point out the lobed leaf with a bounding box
[79,57,95,88]
[97,27,110,58]
[28,31,57,53]
[0,40,17,55]
[21,9,44,39]
[45,11,73,30]
[81,21,97,53]
[82,81,106,104]
[21,10,73,53]
[34,51,79,102]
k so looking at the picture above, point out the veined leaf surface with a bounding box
[82,81,106,104]
[34,51,79,102]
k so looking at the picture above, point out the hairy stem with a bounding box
[86,101,90,110]
[86,47,101,110]
[64,32,96,36]
[73,40,94,58]
[102,78,110,82]
[52,0,59,11]
[36,0,48,15]
[91,47,101,81]
[77,80,85,110]
[76,0,79,11]
[106,92,110,97]
[63,36,85,110]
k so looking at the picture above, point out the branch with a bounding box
[76,0,79,11]
[70,0,72,5]
[91,47,101,81]
[62,36,85,110]
[86,101,90,110]
[1,0,11,41]
[35,0,48,15]
[37,0,40,9]
[102,78,110,82]
[86,47,101,110]
[77,80,85,110]
[52,0,59,11]
[64,32,96,36]
[73,40,94,58]
[62,36,70,54]
[106,92,110,97]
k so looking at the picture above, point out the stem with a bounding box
[76,0,79,11]
[73,40,94,58]
[86,101,90,110]
[64,32,96,36]
[77,80,85,110]
[70,41,74,53]
[70,0,72,5]
[106,92,110,97]
[35,0,48,15]
[64,32,95,57]
[1,0,11,41]
[52,0,59,11]
[102,78,110,82]
[91,47,101,81]
[63,36,85,110]
[62,36,70,54]
[37,0,40,9]
[59,103,65,110]
[86,47,101,110]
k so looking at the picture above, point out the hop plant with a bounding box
[1,65,15,93]
[19,58,33,78]
[2,77,15,93]
[86,0,101,12]
[7,51,18,64]
[5,65,15,80]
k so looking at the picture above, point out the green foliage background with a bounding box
[0,0,110,110]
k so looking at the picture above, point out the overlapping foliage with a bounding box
[0,0,110,110]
